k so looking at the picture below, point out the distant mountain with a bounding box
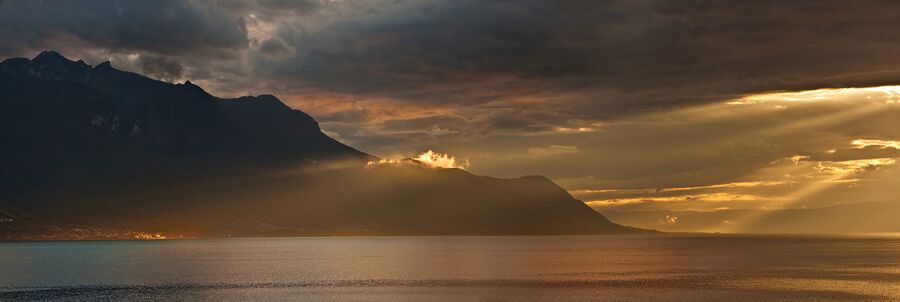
[0,51,647,238]
[602,201,900,233]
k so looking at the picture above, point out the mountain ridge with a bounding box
[0,51,650,239]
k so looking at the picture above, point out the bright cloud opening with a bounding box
[413,150,469,169]
[814,158,896,181]
[586,193,769,207]
[732,85,900,104]
[367,150,470,170]
[851,139,900,150]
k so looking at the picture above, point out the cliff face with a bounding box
[0,51,648,238]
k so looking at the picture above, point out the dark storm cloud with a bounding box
[0,0,248,58]
[379,115,468,133]
[6,0,900,115]
[260,0,627,100]
[252,0,900,114]
[255,0,324,15]
[258,38,296,60]
[216,0,325,17]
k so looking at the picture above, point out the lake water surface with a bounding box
[1,235,899,301]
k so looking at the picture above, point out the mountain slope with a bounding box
[0,51,647,238]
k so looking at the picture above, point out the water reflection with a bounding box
[1,235,898,301]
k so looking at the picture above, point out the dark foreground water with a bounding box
[1,235,898,301]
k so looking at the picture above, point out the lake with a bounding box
[1,235,898,301]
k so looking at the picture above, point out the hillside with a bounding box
[0,51,648,239]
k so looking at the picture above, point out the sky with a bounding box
[2,0,898,217]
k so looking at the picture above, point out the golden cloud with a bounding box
[851,139,900,150]
[367,150,470,170]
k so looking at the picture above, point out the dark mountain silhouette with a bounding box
[0,51,647,239]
